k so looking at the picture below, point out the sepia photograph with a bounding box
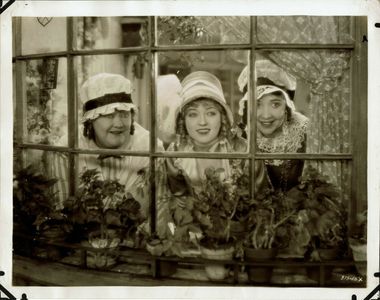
[1,1,379,300]
[10,14,369,287]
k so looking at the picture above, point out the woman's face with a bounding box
[92,110,132,148]
[184,99,222,148]
[257,93,286,137]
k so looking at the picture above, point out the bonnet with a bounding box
[81,73,137,123]
[237,60,297,116]
[157,74,182,144]
[177,71,234,126]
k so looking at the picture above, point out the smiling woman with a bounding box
[92,110,133,149]
[164,70,268,198]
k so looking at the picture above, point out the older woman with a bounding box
[238,65,309,191]
[50,73,164,216]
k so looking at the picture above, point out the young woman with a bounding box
[238,68,309,191]
[166,70,267,194]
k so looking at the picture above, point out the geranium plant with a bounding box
[271,166,348,260]
[244,192,295,250]
[192,166,240,249]
[13,165,72,258]
[65,169,146,247]
[146,161,202,258]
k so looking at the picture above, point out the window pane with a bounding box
[158,50,249,150]
[155,157,251,254]
[14,149,69,211]
[236,51,351,153]
[256,16,353,44]
[20,17,67,55]
[157,16,250,45]
[74,17,148,50]
[75,54,151,148]
[75,153,150,258]
[21,58,68,146]
[256,160,356,274]
[77,154,150,232]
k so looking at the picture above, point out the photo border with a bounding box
[1,1,379,299]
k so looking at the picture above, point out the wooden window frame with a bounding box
[13,15,367,255]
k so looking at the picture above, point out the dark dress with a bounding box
[265,139,306,191]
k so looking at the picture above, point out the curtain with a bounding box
[256,16,352,198]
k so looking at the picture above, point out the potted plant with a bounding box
[145,199,202,278]
[145,161,203,277]
[348,209,367,277]
[66,169,146,269]
[13,165,72,260]
[190,166,240,281]
[269,166,348,283]
[242,190,295,284]
[296,166,348,262]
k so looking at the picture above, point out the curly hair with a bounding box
[83,109,135,141]
[175,100,233,148]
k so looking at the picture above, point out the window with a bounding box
[12,16,367,287]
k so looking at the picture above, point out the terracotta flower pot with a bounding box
[200,246,234,281]
[245,247,277,284]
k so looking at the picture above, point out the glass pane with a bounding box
[157,16,250,45]
[253,160,358,286]
[14,149,69,211]
[74,54,150,149]
[21,17,67,55]
[155,157,251,255]
[74,17,148,50]
[22,58,68,146]
[236,51,351,153]
[158,50,249,150]
[256,16,353,44]
[76,154,150,250]
[13,149,70,260]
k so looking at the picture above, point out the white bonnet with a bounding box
[177,71,234,126]
[81,73,136,123]
[157,74,182,144]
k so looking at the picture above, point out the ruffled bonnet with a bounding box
[80,73,136,123]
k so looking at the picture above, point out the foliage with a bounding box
[13,164,72,262]
[272,166,348,259]
[146,161,202,257]
[13,165,70,231]
[244,191,295,250]
[65,169,145,245]
[157,17,206,45]
[192,166,241,248]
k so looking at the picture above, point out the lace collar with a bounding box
[257,111,309,165]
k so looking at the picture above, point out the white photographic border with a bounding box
[1,1,379,299]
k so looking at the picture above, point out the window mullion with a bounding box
[350,16,368,231]
[66,17,78,197]
[149,16,157,235]
[249,16,257,198]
